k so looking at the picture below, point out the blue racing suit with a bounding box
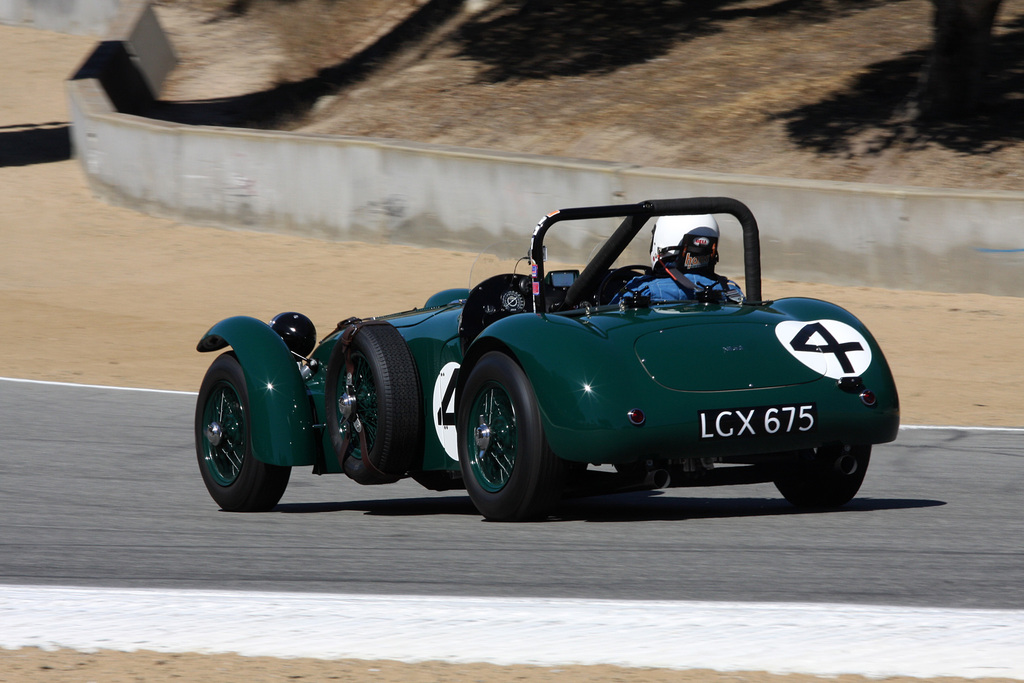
[612,272,744,305]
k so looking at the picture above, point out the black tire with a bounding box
[773,444,870,508]
[325,323,422,485]
[457,352,566,521]
[195,353,291,511]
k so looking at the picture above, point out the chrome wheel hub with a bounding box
[338,392,356,420]
[474,421,491,451]
[204,421,224,447]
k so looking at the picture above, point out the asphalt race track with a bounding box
[2,377,1021,609]
[3,377,1024,677]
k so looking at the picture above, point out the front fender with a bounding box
[197,316,316,466]
[424,288,470,308]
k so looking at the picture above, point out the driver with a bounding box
[613,214,744,305]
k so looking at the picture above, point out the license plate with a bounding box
[699,403,817,440]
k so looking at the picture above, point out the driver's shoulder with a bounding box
[627,273,657,285]
[686,273,718,286]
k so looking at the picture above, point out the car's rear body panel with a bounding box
[478,297,898,465]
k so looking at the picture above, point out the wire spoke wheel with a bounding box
[458,352,566,521]
[334,352,379,462]
[200,381,247,486]
[467,382,518,492]
[194,353,290,511]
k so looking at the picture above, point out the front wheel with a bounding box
[195,353,290,511]
[457,352,565,521]
[773,444,870,508]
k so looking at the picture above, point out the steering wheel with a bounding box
[598,265,652,305]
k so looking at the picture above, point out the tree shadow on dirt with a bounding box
[456,0,904,82]
[147,0,907,128]
[146,82,333,128]
[776,15,1024,156]
[0,123,71,167]
[147,0,467,128]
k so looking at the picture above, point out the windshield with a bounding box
[467,219,652,291]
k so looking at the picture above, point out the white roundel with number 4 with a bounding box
[432,362,461,461]
[775,319,873,379]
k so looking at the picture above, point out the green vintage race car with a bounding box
[194,197,899,521]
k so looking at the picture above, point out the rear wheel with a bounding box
[458,352,565,521]
[195,353,290,511]
[773,444,870,508]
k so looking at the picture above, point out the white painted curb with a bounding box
[2,586,1023,679]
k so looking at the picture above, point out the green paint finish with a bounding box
[198,297,897,474]
[423,288,470,309]
[396,306,465,472]
[197,316,317,467]
[474,298,898,464]
[634,320,822,390]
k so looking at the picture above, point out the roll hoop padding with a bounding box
[536,197,761,310]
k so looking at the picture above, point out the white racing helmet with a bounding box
[649,214,720,268]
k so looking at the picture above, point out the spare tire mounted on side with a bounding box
[325,320,422,485]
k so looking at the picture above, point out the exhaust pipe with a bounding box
[618,468,671,492]
[834,451,859,476]
[645,469,671,489]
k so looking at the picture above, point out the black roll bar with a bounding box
[529,197,762,312]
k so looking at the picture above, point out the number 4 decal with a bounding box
[431,362,461,460]
[775,320,872,379]
[436,368,458,426]
[788,322,863,374]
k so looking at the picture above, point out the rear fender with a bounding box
[197,316,316,466]
[460,315,609,460]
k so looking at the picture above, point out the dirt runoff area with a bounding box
[11,649,1016,683]
[1,21,1023,683]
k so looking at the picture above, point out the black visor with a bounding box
[676,234,718,274]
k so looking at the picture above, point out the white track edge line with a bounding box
[0,376,195,395]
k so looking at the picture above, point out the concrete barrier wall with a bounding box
[622,168,1024,294]
[66,2,1024,296]
[0,0,120,35]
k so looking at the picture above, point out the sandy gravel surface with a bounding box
[1,21,1022,683]
[15,648,1009,683]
